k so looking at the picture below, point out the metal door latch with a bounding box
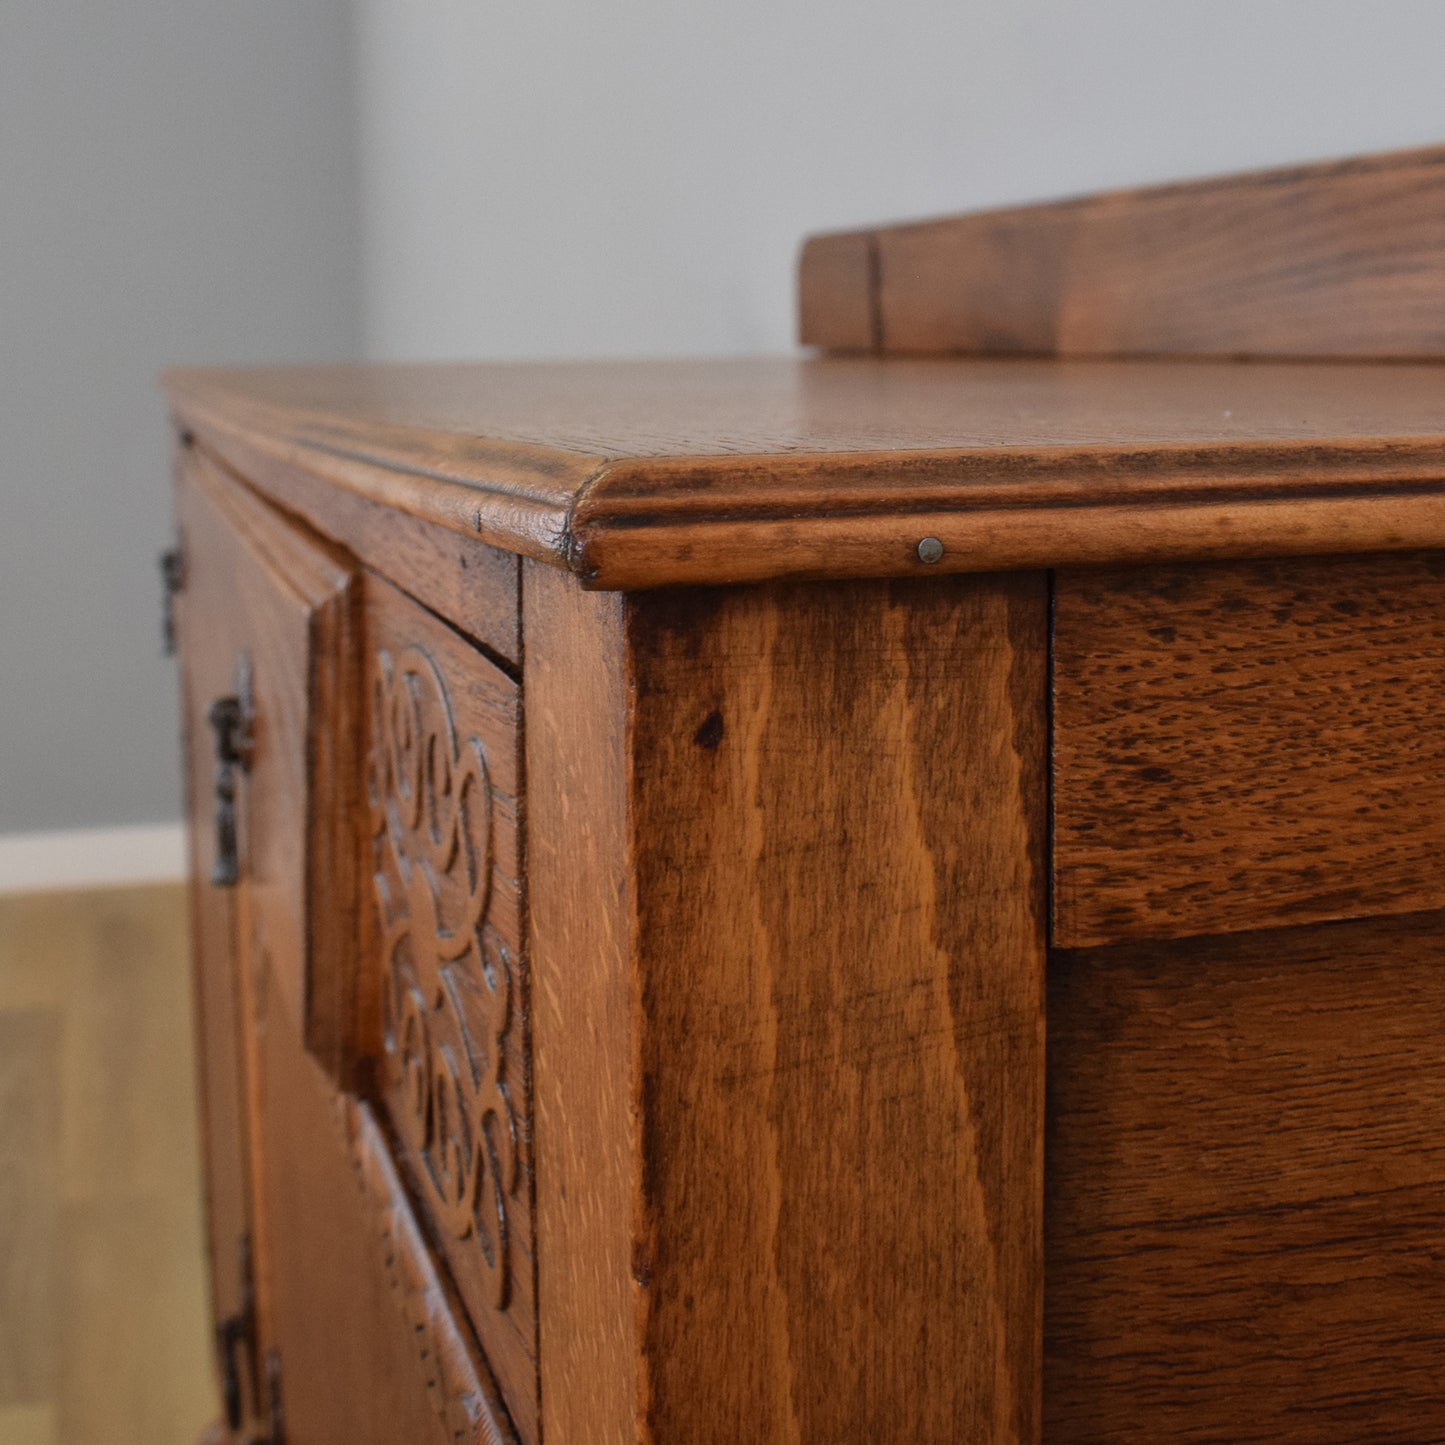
[208,659,254,887]
[159,545,185,656]
[219,1338,284,1444]
[216,1310,249,1432]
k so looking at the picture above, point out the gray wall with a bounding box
[0,0,361,832]
[355,0,1445,361]
[12,1,1445,831]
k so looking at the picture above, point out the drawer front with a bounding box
[1046,912,1445,1441]
[1053,553,1445,947]
[363,573,536,1440]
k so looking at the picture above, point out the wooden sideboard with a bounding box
[168,145,1445,1444]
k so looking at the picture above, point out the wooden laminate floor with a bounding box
[0,882,215,1445]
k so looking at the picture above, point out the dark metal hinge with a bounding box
[160,544,185,656]
[215,1235,284,1443]
[208,657,254,888]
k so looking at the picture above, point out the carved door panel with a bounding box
[240,563,522,1444]
[204,480,521,1445]
[182,445,525,1439]
[363,574,537,1441]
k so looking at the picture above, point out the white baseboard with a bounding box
[0,823,188,894]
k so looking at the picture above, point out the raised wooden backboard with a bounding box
[799,145,1445,359]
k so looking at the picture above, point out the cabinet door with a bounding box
[177,445,361,1435]
[175,455,260,1435]
[177,447,518,1445]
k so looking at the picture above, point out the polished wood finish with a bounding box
[527,568,1049,1444]
[253,958,514,1445]
[347,1102,513,1444]
[181,456,518,1444]
[1053,553,1445,947]
[796,230,877,352]
[167,357,1445,590]
[170,145,1445,1445]
[625,575,1048,1444]
[363,573,536,1440]
[800,145,1445,359]
[175,455,274,1435]
[192,433,521,667]
[524,564,637,1445]
[1047,910,1445,1442]
[178,454,379,1435]
[183,449,362,1081]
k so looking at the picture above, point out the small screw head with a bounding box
[916,536,944,564]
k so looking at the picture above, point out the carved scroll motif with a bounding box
[348,1101,512,1445]
[368,644,518,1312]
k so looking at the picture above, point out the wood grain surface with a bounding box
[175,451,278,1428]
[800,144,1445,360]
[181,451,526,1441]
[625,573,1048,1443]
[526,567,1050,1443]
[796,230,877,351]
[189,432,521,667]
[1053,552,1445,946]
[253,970,517,1445]
[523,564,638,1445]
[348,1102,514,1445]
[167,357,1445,590]
[363,574,536,1441]
[183,448,363,1081]
[1046,909,1445,1442]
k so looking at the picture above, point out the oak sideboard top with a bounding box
[165,352,1445,592]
